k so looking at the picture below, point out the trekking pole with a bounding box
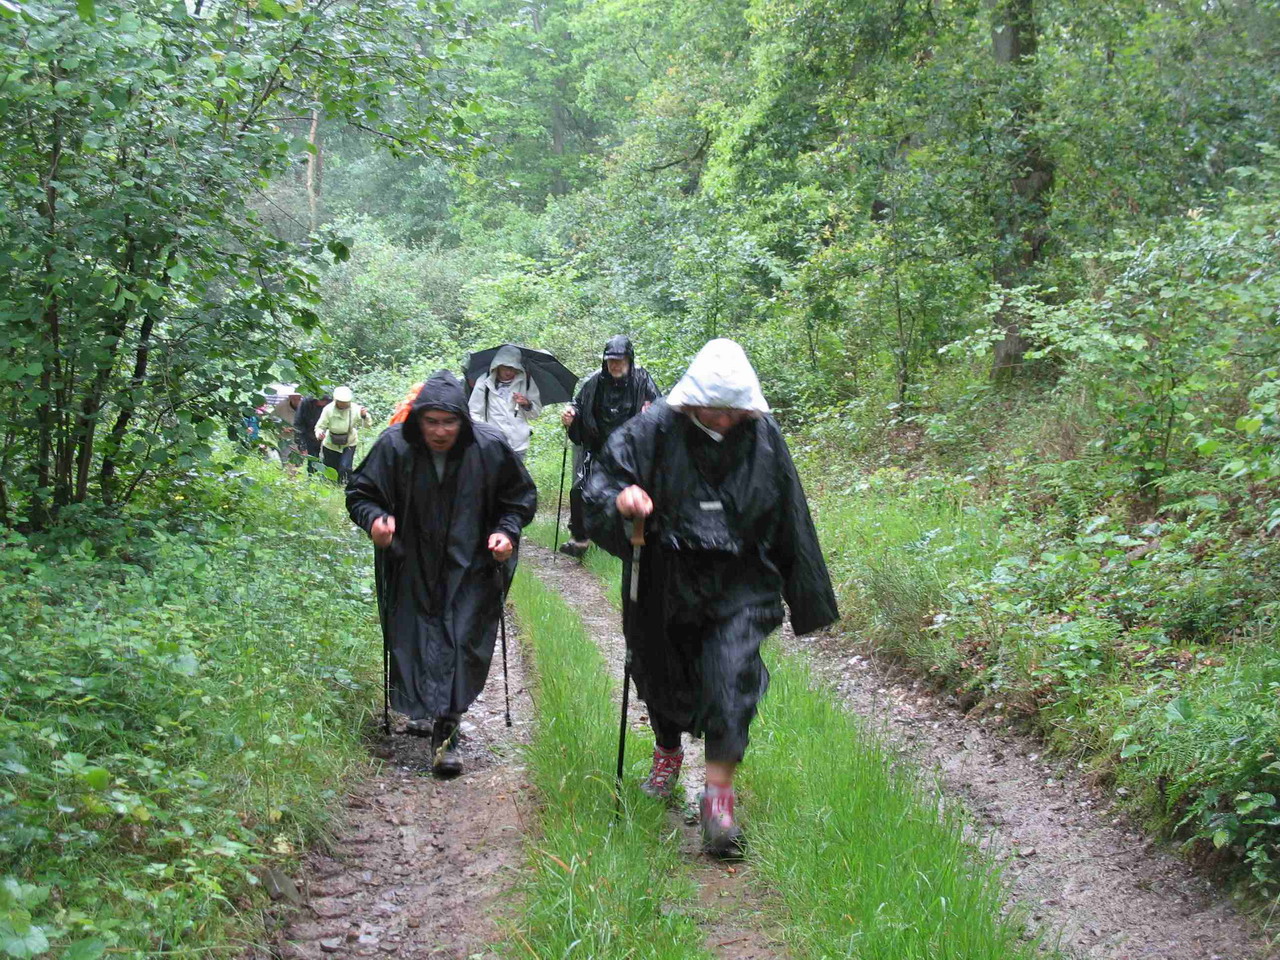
[495,563,513,728]
[553,440,569,556]
[383,633,391,737]
[615,517,644,814]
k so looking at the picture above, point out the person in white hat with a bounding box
[315,385,372,482]
[583,339,838,857]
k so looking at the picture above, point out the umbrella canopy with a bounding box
[464,345,579,405]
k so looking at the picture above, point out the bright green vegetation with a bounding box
[505,567,713,959]
[0,461,380,958]
[807,464,1280,900]
[741,655,1044,959]
[6,0,1280,923]
[541,511,1045,958]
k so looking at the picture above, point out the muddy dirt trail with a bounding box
[789,626,1275,960]
[253,607,533,960]
[522,541,790,960]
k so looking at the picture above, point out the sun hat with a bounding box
[333,385,354,403]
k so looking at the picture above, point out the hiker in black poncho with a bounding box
[584,339,838,856]
[347,371,537,776]
[559,335,659,558]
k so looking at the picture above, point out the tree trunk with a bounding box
[101,310,156,504]
[306,107,322,230]
[987,0,1053,379]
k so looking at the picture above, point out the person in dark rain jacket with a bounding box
[584,338,838,856]
[347,371,537,776]
[559,335,659,557]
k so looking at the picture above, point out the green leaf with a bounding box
[80,766,111,791]
[0,920,49,960]
[61,939,106,960]
[1212,828,1232,849]
[75,0,93,20]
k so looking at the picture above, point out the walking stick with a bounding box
[383,632,391,736]
[495,563,513,728]
[553,440,569,555]
[616,517,644,812]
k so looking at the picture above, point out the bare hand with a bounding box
[513,392,532,409]
[561,406,576,428]
[371,515,396,549]
[488,532,514,562]
[616,485,653,519]
[641,401,652,413]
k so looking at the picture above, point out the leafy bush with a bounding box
[0,459,379,957]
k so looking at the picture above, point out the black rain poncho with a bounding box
[567,335,660,455]
[347,371,537,720]
[583,340,837,761]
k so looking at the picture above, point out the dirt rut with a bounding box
[789,627,1275,960]
[255,608,533,960]
[522,541,789,960]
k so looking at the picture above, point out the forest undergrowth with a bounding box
[0,459,381,959]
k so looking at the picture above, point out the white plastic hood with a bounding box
[666,339,770,413]
[489,344,526,374]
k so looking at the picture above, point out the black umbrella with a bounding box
[464,345,579,405]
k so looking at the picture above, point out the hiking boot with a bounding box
[431,718,463,778]
[558,539,589,559]
[699,786,743,858]
[403,719,432,738]
[639,746,684,800]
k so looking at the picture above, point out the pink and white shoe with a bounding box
[639,746,684,800]
[699,785,743,858]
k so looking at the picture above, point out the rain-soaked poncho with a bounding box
[347,371,537,720]
[567,334,660,454]
[467,344,543,456]
[584,339,837,760]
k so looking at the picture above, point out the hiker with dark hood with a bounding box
[347,371,537,776]
[559,335,659,558]
[584,339,837,856]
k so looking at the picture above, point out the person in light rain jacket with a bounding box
[467,345,543,460]
[584,338,838,856]
[315,385,372,482]
[559,335,660,558]
[347,371,537,776]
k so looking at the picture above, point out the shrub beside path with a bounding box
[788,626,1274,959]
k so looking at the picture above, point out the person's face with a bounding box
[419,410,462,452]
[495,365,519,383]
[335,400,351,410]
[605,357,630,378]
[288,394,301,408]
[690,407,752,434]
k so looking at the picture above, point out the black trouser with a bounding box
[641,605,779,764]
[321,445,355,483]
[567,445,589,541]
[568,482,587,541]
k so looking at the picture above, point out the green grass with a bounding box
[741,655,1044,958]
[0,458,381,958]
[538,506,1049,958]
[505,567,714,959]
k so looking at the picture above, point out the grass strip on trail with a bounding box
[525,521,1050,958]
[740,657,1045,959]
[506,565,714,959]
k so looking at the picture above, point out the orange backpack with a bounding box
[388,382,425,426]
